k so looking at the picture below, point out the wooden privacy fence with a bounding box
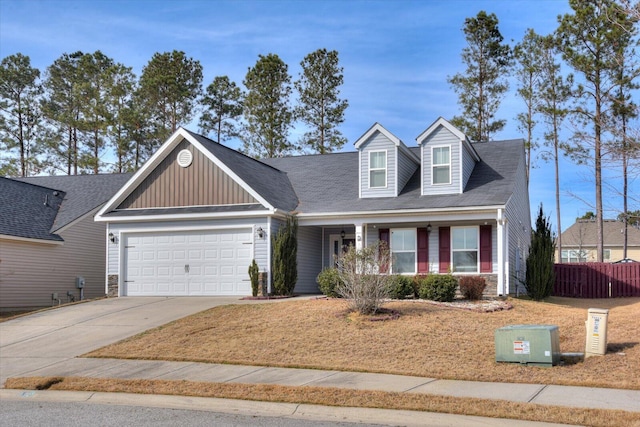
[554,262,640,298]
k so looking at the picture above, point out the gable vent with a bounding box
[177,149,193,168]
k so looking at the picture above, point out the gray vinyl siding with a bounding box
[360,132,397,198]
[504,149,532,295]
[397,148,419,192]
[106,217,269,280]
[0,214,107,311]
[296,226,322,293]
[421,126,461,195]
[461,144,476,191]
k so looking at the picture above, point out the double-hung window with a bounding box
[432,146,451,185]
[369,151,387,188]
[391,229,416,274]
[452,226,478,272]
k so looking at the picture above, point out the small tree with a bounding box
[524,205,556,300]
[248,259,259,297]
[335,241,391,315]
[271,216,298,295]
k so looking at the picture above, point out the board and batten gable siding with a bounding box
[359,131,397,198]
[504,146,531,294]
[106,217,269,278]
[0,213,107,310]
[397,148,419,193]
[118,139,257,209]
[461,143,477,191]
[421,126,461,196]
[296,226,322,293]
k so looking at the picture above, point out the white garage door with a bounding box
[123,229,253,296]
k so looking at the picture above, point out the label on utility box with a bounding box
[513,340,530,354]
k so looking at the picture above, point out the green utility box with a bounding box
[495,325,560,367]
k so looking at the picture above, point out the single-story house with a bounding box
[0,174,131,311]
[558,219,640,263]
[96,117,532,297]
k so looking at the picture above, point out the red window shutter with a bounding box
[417,228,429,273]
[438,227,450,273]
[379,228,390,273]
[480,225,492,273]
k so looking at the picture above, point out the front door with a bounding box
[330,234,355,266]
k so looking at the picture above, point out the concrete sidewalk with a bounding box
[8,357,640,413]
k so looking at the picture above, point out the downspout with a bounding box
[267,216,272,294]
[497,209,505,296]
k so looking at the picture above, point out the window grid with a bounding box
[432,146,451,185]
[369,151,387,188]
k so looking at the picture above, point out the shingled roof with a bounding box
[1,173,131,242]
[0,177,65,242]
[261,139,524,214]
[562,220,640,247]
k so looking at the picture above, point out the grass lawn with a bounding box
[85,296,640,390]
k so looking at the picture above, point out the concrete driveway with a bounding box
[0,297,259,387]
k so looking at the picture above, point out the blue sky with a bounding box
[1,0,635,232]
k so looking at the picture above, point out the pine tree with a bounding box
[199,75,244,143]
[242,53,294,158]
[525,205,556,301]
[0,53,43,176]
[448,11,512,142]
[294,48,348,154]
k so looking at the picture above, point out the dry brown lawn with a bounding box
[6,376,640,427]
[86,296,640,390]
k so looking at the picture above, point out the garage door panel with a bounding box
[124,229,252,296]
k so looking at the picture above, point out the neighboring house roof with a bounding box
[17,174,133,232]
[562,220,640,247]
[1,173,132,242]
[0,177,65,242]
[260,139,524,215]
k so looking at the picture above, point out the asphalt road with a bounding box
[1,400,388,427]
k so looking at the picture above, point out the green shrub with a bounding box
[248,259,260,297]
[418,274,458,302]
[524,205,556,300]
[387,275,415,299]
[316,268,343,298]
[458,276,486,300]
[272,216,298,295]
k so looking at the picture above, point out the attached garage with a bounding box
[122,228,253,296]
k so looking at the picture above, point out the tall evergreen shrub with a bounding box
[271,216,298,295]
[525,205,556,300]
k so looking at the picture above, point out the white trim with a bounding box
[394,146,398,196]
[390,228,417,274]
[297,207,504,226]
[416,117,466,145]
[0,234,64,245]
[368,150,387,189]
[459,143,464,194]
[450,225,480,273]
[497,208,505,295]
[431,145,451,186]
[106,202,260,212]
[96,128,274,221]
[355,122,401,149]
[95,209,273,223]
[267,216,272,294]
[420,145,424,195]
[358,150,362,199]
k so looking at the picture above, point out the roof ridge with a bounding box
[3,176,65,194]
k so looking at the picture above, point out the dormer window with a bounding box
[369,151,387,188]
[432,146,451,185]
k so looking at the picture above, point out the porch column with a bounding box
[496,209,506,296]
[355,223,364,251]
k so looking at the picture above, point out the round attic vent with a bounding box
[177,149,193,167]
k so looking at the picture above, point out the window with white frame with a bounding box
[561,249,587,263]
[452,226,478,272]
[391,228,416,274]
[432,146,451,185]
[369,151,387,188]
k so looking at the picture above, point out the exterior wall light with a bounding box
[108,232,116,243]
[256,227,265,239]
[426,223,432,234]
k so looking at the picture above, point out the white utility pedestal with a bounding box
[585,308,609,358]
